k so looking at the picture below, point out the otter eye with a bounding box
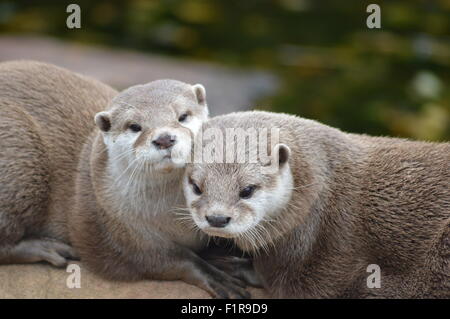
[192,183,202,196]
[129,123,142,132]
[178,113,189,122]
[189,177,202,195]
[239,185,257,199]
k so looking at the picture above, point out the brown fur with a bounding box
[0,61,249,298]
[185,111,450,298]
[0,60,117,266]
[69,80,250,298]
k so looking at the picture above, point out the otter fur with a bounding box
[0,60,116,266]
[0,61,249,298]
[183,111,449,298]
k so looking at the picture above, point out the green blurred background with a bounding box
[0,0,449,140]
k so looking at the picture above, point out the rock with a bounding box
[0,262,267,299]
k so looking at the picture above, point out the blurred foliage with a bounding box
[0,0,449,140]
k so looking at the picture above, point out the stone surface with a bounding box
[0,262,267,299]
[0,35,273,299]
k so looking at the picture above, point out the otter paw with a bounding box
[207,256,263,288]
[15,239,78,267]
[202,263,251,299]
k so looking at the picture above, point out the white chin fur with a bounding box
[153,157,185,172]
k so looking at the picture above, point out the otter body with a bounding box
[0,61,248,298]
[0,60,116,266]
[184,111,449,298]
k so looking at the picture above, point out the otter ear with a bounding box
[192,84,206,106]
[273,143,290,169]
[94,111,111,132]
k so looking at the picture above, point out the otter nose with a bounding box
[205,215,231,228]
[152,134,176,150]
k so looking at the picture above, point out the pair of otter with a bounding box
[0,60,249,298]
[0,61,448,298]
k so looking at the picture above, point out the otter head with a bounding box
[95,79,208,173]
[183,124,294,243]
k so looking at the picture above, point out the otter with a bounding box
[0,60,116,267]
[0,61,249,298]
[183,111,449,298]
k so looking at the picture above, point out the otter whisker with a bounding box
[172,206,191,212]
[110,149,135,162]
[288,182,319,191]
[110,156,139,190]
[262,218,284,241]
[243,226,261,257]
[125,157,144,191]
[174,215,194,222]
[254,224,271,256]
[257,223,277,253]
[122,164,138,198]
